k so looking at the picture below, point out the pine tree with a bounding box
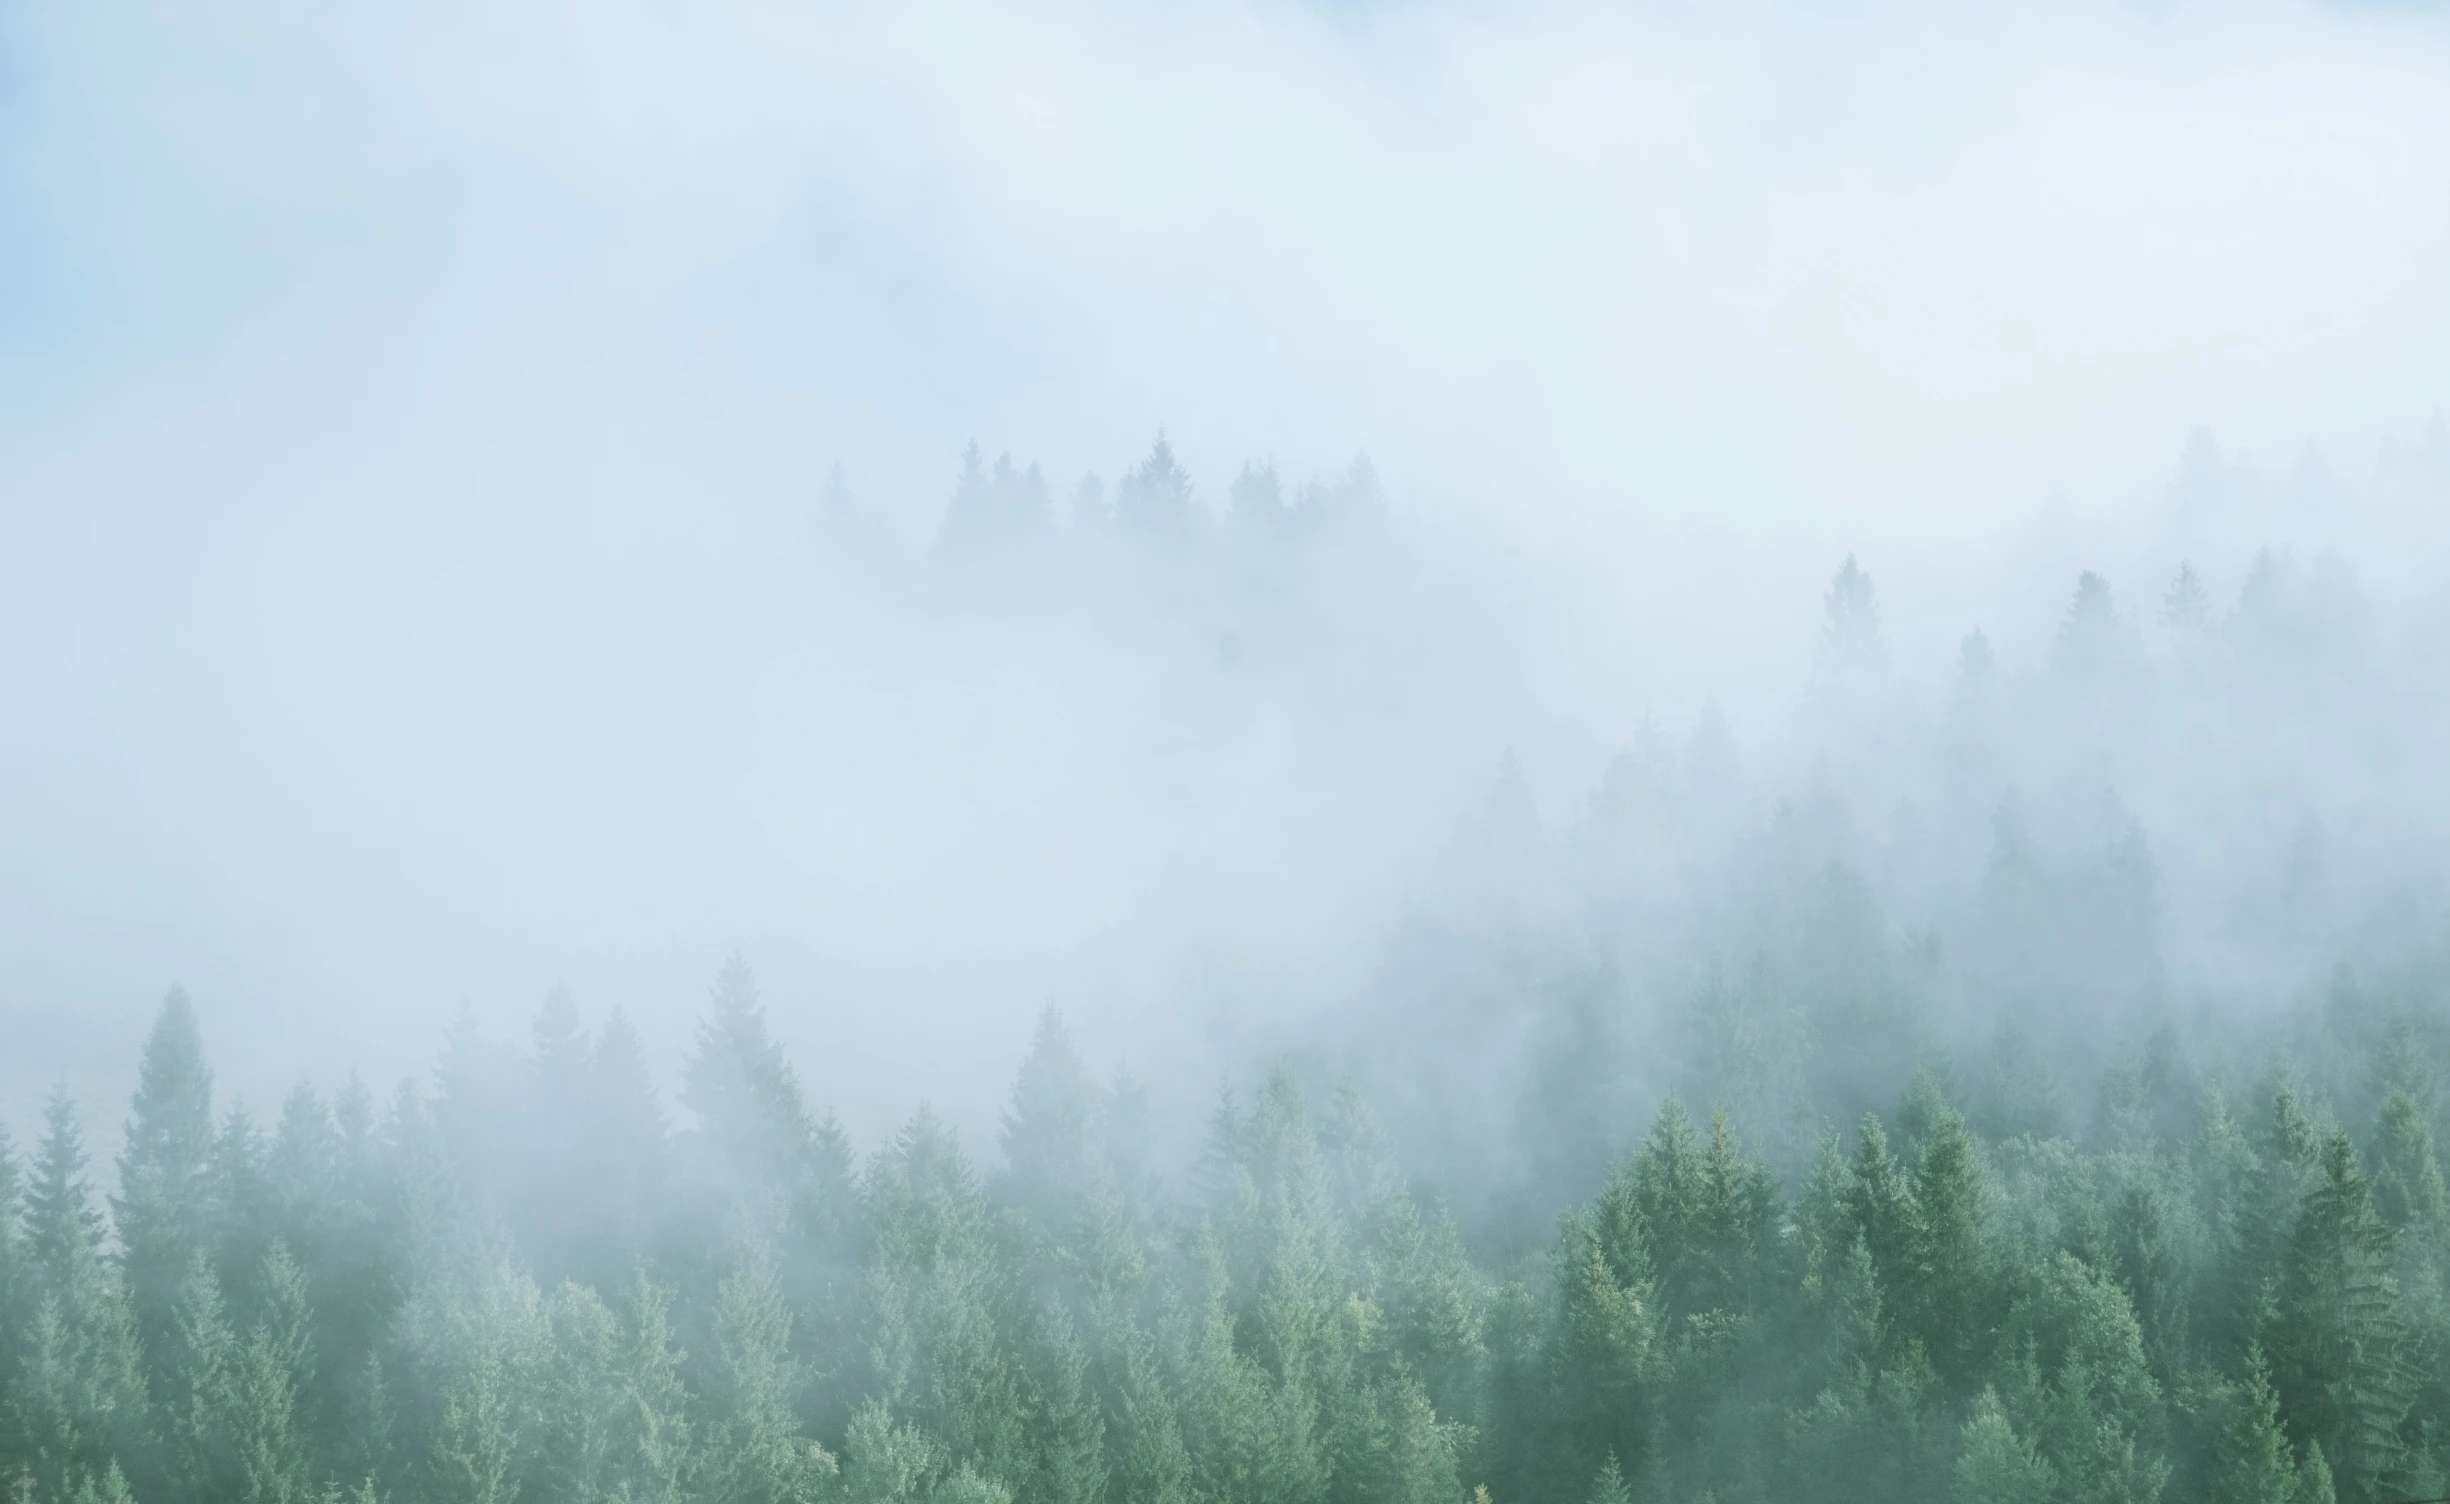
[1097,1315,1192,1504]
[1845,1117,1917,1325]
[682,956,826,1227]
[1550,1220,1658,1492]
[114,990,219,1396]
[701,1248,835,1504]
[681,954,860,1408]
[228,1246,315,1504]
[2111,1180,2187,1386]
[2161,562,2211,635]
[836,1401,938,1503]
[267,1085,337,1276]
[162,1253,240,1501]
[2370,1088,2446,1237]
[2003,1252,2166,1504]
[215,1104,277,1323]
[609,1274,695,1504]
[1907,1098,1986,1387]
[421,1266,538,1504]
[2210,1345,2301,1504]
[1114,434,1195,538]
[2272,1132,2413,1503]
[1954,1389,2053,1504]
[1017,1308,1105,1504]
[0,1120,21,1357]
[549,1282,623,1496]
[27,1093,108,1308]
[63,1461,138,1504]
[996,1009,1100,1236]
[2297,1441,2338,1504]
[1626,1101,1705,1322]
[580,1008,672,1289]
[10,1089,147,1500]
[2054,570,2125,679]
[2232,1086,2321,1351]
[1817,555,1889,679]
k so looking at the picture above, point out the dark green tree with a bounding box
[2271,1132,2414,1503]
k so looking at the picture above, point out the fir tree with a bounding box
[2210,1345,2302,1504]
[1955,1389,2053,1504]
[2370,1088,2445,1237]
[996,1009,1100,1236]
[2273,1132,2413,1502]
[115,990,219,1397]
[10,1089,147,1500]
[1817,554,1889,680]
[702,1248,835,1504]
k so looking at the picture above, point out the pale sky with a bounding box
[3,0,2447,1140]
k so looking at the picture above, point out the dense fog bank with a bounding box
[11,420,2450,1183]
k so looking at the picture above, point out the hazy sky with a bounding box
[3,0,2447,1140]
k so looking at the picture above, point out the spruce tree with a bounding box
[114,990,218,1396]
[2273,1132,2413,1503]
[682,957,846,1240]
[2210,1345,2302,1504]
[10,1089,147,1499]
[1954,1389,2053,1504]
[1844,1116,1917,1324]
[0,1122,21,1364]
[1908,1099,1986,1388]
[2370,1088,2446,1237]
[996,1009,1099,1236]
[1017,1308,1105,1504]
[701,1248,834,1504]
[162,1253,240,1500]
[1817,555,1889,680]
[230,1245,315,1504]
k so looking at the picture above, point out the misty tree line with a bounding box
[2,957,2447,1504]
[7,522,2449,1504]
[817,435,1387,562]
[1351,540,2450,1255]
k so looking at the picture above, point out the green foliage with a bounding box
[5,969,2450,1504]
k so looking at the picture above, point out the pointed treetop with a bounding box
[1588,1451,1633,1504]
[125,987,214,1167]
[1817,553,1889,678]
[532,986,588,1084]
[1116,432,1196,536]
[2054,570,2124,676]
[2161,562,2210,633]
[997,1007,1098,1220]
[28,1085,104,1287]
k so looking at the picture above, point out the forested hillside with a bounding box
[11,446,2450,1504]
[3,956,2446,1504]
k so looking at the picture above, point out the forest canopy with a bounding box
[2,959,2445,1504]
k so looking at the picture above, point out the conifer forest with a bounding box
[8,462,2450,1504]
[11,6,2450,1504]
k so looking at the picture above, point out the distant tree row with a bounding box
[824,436,1385,563]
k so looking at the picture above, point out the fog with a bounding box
[5,0,2445,1148]
[9,3,2450,1502]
